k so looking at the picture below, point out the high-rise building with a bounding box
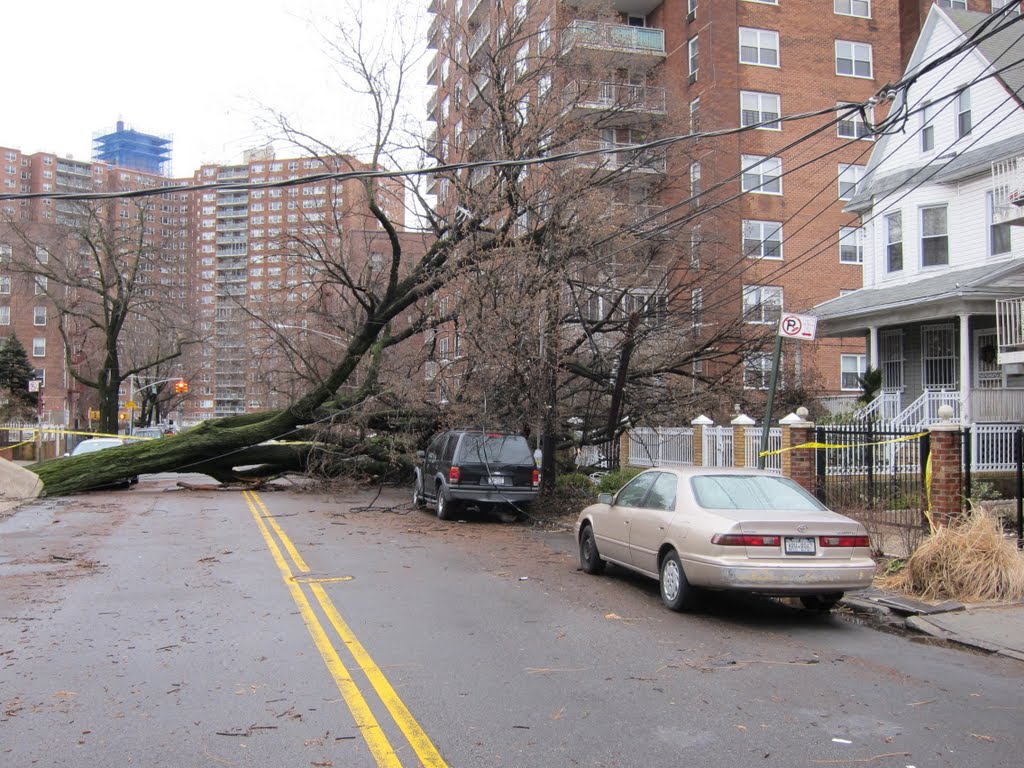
[93,121,173,176]
[423,0,1015,416]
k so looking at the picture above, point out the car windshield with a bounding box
[460,434,533,464]
[691,474,826,511]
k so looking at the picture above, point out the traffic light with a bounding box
[175,380,189,394]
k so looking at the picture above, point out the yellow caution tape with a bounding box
[759,431,928,458]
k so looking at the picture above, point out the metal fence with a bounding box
[628,427,694,467]
[814,423,930,529]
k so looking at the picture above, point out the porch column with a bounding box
[868,325,880,370]
[959,313,971,425]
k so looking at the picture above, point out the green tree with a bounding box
[0,334,38,419]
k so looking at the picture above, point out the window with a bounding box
[692,287,703,327]
[0,275,9,293]
[515,43,529,79]
[988,191,1012,256]
[33,337,46,357]
[688,0,698,18]
[0,305,8,325]
[742,285,783,324]
[739,28,779,67]
[993,0,1020,15]
[921,205,949,266]
[920,101,938,152]
[34,276,47,295]
[841,354,868,390]
[835,0,870,17]
[690,98,700,132]
[836,40,873,78]
[688,36,699,81]
[937,1,967,8]
[0,243,12,262]
[744,353,775,390]
[839,226,864,263]
[741,91,781,130]
[743,220,784,259]
[690,162,702,199]
[885,212,903,272]
[35,247,49,263]
[690,224,702,268]
[838,163,865,200]
[956,88,972,138]
[922,324,957,389]
[741,155,782,194]
[837,103,873,139]
[33,306,46,325]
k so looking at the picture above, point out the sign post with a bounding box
[758,313,818,468]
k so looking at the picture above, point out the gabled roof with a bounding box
[845,7,1024,212]
[812,260,1024,325]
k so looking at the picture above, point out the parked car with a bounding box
[132,427,164,439]
[413,429,540,520]
[575,467,875,612]
[69,438,139,487]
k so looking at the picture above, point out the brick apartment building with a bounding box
[1,126,415,429]
[423,0,1017,417]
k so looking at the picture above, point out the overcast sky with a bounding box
[6,0,427,177]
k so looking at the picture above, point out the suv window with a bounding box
[441,433,458,462]
[457,433,533,464]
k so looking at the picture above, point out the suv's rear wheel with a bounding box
[436,489,460,520]
[412,475,426,508]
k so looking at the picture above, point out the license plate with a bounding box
[784,537,816,555]
[483,476,507,486]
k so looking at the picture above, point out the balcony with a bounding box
[426,90,439,122]
[562,20,666,58]
[997,296,1024,365]
[427,13,442,50]
[469,21,491,60]
[992,156,1024,226]
[563,80,667,122]
[467,0,490,25]
[217,168,249,181]
[573,140,667,175]
[611,203,671,238]
[565,0,664,14]
[426,57,439,86]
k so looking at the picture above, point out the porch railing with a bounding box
[851,391,902,422]
[891,390,960,427]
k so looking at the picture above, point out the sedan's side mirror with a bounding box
[598,493,614,505]
[417,450,425,459]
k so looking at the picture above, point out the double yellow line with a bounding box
[243,490,447,767]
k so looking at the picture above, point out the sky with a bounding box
[6,0,428,177]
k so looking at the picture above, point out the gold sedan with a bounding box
[575,467,875,612]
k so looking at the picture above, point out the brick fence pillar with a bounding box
[731,414,755,468]
[928,423,963,526]
[781,420,816,495]
[692,415,712,467]
[619,430,631,469]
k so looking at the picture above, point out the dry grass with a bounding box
[879,508,1024,603]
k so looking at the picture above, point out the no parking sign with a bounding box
[778,313,817,340]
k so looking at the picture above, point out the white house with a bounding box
[813,4,1024,428]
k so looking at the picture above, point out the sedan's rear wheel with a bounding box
[800,593,844,612]
[579,525,605,575]
[660,550,697,612]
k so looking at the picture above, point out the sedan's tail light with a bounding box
[711,534,781,547]
[449,466,461,484]
[532,469,540,488]
[819,535,870,548]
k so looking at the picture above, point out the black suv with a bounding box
[413,429,540,520]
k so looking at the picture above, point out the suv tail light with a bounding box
[532,469,540,488]
[711,534,781,547]
[819,535,870,548]
[449,466,461,485]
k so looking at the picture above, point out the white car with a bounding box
[70,438,139,487]
[576,467,875,612]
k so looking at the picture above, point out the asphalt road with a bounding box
[1,476,1022,767]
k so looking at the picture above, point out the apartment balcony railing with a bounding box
[427,90,439,122]
[466,0,489,26]
[217,168,249,181]
[217,194,248,206]
[427,13,442,50]
[573,140,667,175]
[469,21,491,59]
[563,80,667,116]
[992,156,1024,226]
[562,20,666,57]
[997,296,1024,365]
[610,203,671,236]
[426,57,438,86]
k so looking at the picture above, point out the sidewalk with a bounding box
[842,588,1024,662]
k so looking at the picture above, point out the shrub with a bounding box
[596,466,644,496]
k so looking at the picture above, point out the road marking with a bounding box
[245,491,448,768]
[291,575,354,584]
[242,491,403,768]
